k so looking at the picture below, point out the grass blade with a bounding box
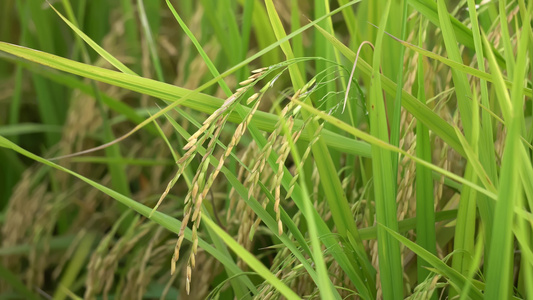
[367,2,403,297]
[485,8,531,298]
[415,18,437,286]
[0,42,371,158]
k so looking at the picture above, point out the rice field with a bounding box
[0,0,531,299]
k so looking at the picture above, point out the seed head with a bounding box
[251,67,268,73]
[239,78,256,86]
[247,93,260,105]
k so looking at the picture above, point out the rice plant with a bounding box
[0,0,531,299]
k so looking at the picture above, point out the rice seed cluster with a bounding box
[152,62,331,294]
[396,110,417,221]
[162,67,270,294]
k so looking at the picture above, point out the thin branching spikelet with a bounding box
[227,144,257,221]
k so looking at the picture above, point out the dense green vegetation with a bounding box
[0,0,532,299]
